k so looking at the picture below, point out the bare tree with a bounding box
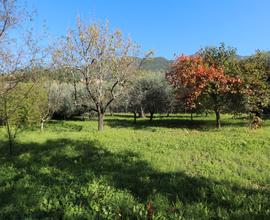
[54,18,138,131]
[0,0,18,40]
[0,0,46,154]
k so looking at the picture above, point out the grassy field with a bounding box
[0,114,270,219]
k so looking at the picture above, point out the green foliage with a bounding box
[0,114,270,219]
[192,44,245,127]
[0,83,47,128]
[142,76,173,116]
[239,51,270,115]
[127,75,174,118]
[199,42,239,76]
[45,82,82,120]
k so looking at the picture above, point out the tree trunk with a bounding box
[73,79,78,106]
[167,112,170,117]
[89,111,92,120]
[139,107,145,118]
[4,100,13,155]
[8,135,13,156]
[98,111,104,131]
[149,112,154,122]
[215,110,221,129]
[40,119,44,132]
[133,112,137,124]
[190,112,193,121]
[109,107,113,116]
[5,119,13,155]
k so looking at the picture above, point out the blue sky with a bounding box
[28,0,270,59]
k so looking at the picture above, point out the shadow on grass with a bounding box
[46,121,83,132]
[105,116,249,131]
[0,138,269,219]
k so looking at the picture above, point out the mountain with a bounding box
[236,55,249,60]
[138,52,270,73]
[140,57,172,72]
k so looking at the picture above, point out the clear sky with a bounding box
[28,0,270,59]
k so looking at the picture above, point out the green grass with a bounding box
[0,114,270,219]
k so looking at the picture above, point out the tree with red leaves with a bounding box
[166,54,242,128]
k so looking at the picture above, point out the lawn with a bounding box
[0,114,270,219]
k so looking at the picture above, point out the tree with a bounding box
[54,18,137,131]
[127,75,173,122]
[0,0,18,40]
[0,83,45,154]
[0,0,46,154]
[39,81,62,131]
[198,43,239,77]
[166,55,242,128]
[238,51,270,117]
[127,75,151,123]
[142,77,172,121]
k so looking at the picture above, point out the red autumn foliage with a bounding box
[166,55,242,109]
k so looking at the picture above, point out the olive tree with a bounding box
[127,77,149,123]
[127,75,173,122]
[142,76,172,121]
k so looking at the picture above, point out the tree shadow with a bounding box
[0,139,269,219]
[105,116,249,131]
[46,121,83,132]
